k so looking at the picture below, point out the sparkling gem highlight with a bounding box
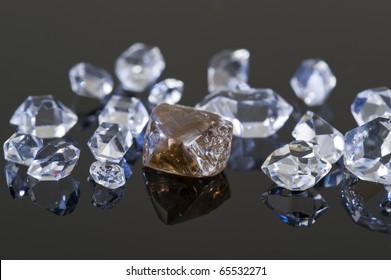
[89,161,127,189]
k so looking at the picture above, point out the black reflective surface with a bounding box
[1,0,391,259]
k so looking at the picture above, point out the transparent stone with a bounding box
[27,139,80,181]
[4,162,38,199]
[10,95,78,138]
[89,161,127,189]
[261,185,329,227]
[98,95,149,135]
[143,167,230,225]
[344,117,391,184]
[351,87,391,126]
[208,49,250,92]
[3,132,44,166]
[88,122,133,163]
[292,111,344,163]
[262,141,332,191]
[29,177,80,216]
[290,59,336,106]
[89,177,126,210]
[196,88,293,138]
[316,162,344,188]
[148,78,184,106]
[115,42,165,92]
[143,103,233,177]
[69,62,114,100]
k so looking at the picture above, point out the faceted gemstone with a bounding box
[27,139,80,181]
[143,167,230,225]
[89,178,126,210]
[261,141,332,191]
[316,162,344,188]
[290,59,336,106]
[196,88,293,138]
[351,87,391,125]
[69,62,114,100]
[148,78,184,106]
[292,111,344,163]
[3,132,44,166]
[208,49,250,92]
[98,95,149,135]
[89,161,127,189]
[4,162,38,199]
[344,117,391,184]
[115,43,165,92]
[29,177,80,216]
[10,95,78,138]
[88,122,133,163]
[143,104,233,177]
[261,185,329,227]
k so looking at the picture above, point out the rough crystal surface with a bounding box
[262,141,332,191]
[4,162,38,199]
[115,43,165,92]
[143,103,233,177]
[148,78,184,106]
[292,111,344,163]
[69,62,114,100]
[89,161,127,189]
[196,88,293,138]
[10,95,78,138]
[290,59,336,106]
[27,139,80,181]
[3,132,44,166]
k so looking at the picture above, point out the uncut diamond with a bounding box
[89,161,126,189]
[148,78,184,106]
[3,132,43,166]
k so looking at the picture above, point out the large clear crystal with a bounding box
[98,95,149,135]
[3,132,44,166]
[196,88,293,138]
[292,111,344,163]
[27,139,80,181]
[290,59,336,106]
[148,78,184,106]
[115,43,165,92]
[89,161,127,189]
[10,95,78,138]
[344,117,391,184]
[4,162,38,199]
[261,141,332,191]
[208,49,250,93]
[351,87,391,125]
[69,62,114,100]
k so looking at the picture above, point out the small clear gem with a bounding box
[89,161,127,189]
[262,141,332,191]
[292,111,344,163]
[89,178,126,210]
[344,117,391,184]
[98,95,149,135]
[261,185,329,227]
[4,162,38,199]
[10,95,78,138]
[3,132,44,166]
[196,88,293,138]
[148,78,184,106]
[69,62,114,100]
[208,49,249,92]
[115,43,165,92]
[351,87,391,125]
[27,139,80,181]
[290,59,336,106]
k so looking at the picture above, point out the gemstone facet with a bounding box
[4,162,38,199]
[143,103,233,177]
[89,161,127,189]
[3,132,44,166]
[196,88,293,138]
[261,141,332,191]
[148,78,184,106]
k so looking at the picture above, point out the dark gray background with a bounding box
[0,0,390,259]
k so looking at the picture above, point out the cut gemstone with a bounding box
[208,49,250,92]
[196,88,293,138]
[351,87,391,125]
[148,78,184,106]
[143,103,233,177]
[4,162,38,199]
[89,177,126,210]
[115,43,165,92]
[29,177,80,216]
[261,185,329,227]
[3,132,44,166]
[290,59,336,106]
[344,117,391,184]
[27,139,80,181]
[88,122,133,163]
[69,62,114,100]
[89,161,127,189]
[261,141,332,191]
[292,111,344,163]
[143,167,230,225]
[10,95,78,138]
[98,95,149,135]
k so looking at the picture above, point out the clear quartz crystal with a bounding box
[89,161,126,189]
[148,78,184,106]
[3,132,44,166]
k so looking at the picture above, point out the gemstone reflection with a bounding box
[89,177,126,210]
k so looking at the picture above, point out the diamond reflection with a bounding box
[89,177,126,210]
[4,162,38,199]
